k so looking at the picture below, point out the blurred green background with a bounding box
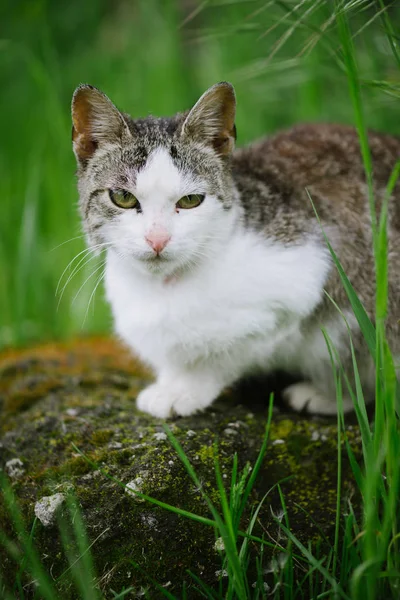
[1,0,399,349]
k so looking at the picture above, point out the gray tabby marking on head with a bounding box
[72,82,238,246]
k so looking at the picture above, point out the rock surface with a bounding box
[0,338,361,598]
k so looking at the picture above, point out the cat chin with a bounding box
[131,254,182,278]
[132,252,202,279]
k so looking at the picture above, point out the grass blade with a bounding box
[0,474,59,600]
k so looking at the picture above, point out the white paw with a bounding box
[283,382,337,415]
[136,383,208,418]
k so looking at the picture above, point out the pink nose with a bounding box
[145,232,171,254]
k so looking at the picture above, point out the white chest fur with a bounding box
[105,229,330,379]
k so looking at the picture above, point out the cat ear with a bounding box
[72,85,131,165]
[181,82,236,156]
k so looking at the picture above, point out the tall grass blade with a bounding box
[0,473,59,600]
[309,191,376,358]
[275,521,351,600]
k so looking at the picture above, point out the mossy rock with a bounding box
[0,338,361,598]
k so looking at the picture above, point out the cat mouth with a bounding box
[145,253,168,262]
[141,253,170,268]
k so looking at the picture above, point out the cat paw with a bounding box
[283,382,337,415]
[136,383,208,418]
[136,384,176,418]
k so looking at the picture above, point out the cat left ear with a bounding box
[72,85,131,166]
[181,82,236,156]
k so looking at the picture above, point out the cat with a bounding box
[71,81,400,418]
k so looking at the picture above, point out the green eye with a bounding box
[109,189,140,210]
[176,194,205,210]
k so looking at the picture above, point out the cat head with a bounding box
[71,82,239,277]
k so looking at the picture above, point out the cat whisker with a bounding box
[56,242,112,301]
[56,247,95,297]
[50,234,86,252]
[71,260,107,307]
[189,247,217,261]
[81,269,106,329]
[57,253,100,310]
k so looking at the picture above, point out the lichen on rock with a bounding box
[5,457,25,479]
[34,493,65,526]
[0,338,361,598]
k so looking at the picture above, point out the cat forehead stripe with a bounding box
[135,147,185,201]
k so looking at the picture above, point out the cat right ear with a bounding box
[181,82,236,156]
[71,85,130,166]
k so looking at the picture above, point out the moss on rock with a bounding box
[0,338,361,598]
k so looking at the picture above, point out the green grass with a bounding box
[1,0,400,598]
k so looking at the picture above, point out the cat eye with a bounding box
[109,189,140,210]
[176,194,205,210]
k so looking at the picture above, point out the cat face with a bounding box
[72,83,238,277]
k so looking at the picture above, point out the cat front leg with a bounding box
[136,365,229,419]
